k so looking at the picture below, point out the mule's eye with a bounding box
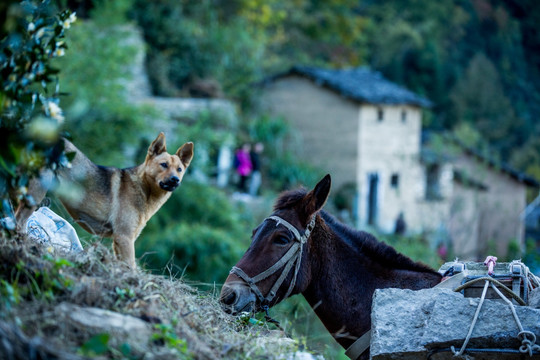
[273,236,290,246]
[160,162,168,169]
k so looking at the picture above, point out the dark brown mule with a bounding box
[220,174,441,359]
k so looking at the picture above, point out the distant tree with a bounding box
[54,0,148,166]
[501,0,540,81]
[237,0,368,68]
[132,0,265,106]
[362,0,468,117]
[511,136,540,183]
[449,53,519,160]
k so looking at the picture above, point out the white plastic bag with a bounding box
[26,206,83,254]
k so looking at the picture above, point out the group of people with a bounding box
[234,142,264,196]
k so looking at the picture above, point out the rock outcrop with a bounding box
[371,287,540,359]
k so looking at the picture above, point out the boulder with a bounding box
[529,288,540,309]
[370,288,540,359]
[55,302,152,351]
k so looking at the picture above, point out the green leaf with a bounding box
[65,150,76,161]
[79,333,110,356]
[53,257,74,269]
[120,343,131,356]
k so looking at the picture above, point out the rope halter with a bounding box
[229,213,317,308]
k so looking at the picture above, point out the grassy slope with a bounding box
[0,234,300,359]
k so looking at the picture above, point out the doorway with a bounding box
[367,173,379,226]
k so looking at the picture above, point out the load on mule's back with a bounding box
[220,174,442,359]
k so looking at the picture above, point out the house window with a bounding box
[401,110,407,123]
[390,173,399,189]
[425,164,442,200]
[377,108,384,122]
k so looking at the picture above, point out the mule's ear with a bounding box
[176,142,194,167]
[303,174,331,220]
[148,132,167,156]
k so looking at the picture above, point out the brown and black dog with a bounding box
[15,132,194,268]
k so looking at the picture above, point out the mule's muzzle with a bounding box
[219,282,257,315]
[159,176,180,191]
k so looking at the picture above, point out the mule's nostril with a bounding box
[221,291,237,306]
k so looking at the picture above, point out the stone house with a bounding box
[524,195,540,241]
[259,66,538,260]
[425,136,538,259]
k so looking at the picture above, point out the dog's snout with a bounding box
[159,176,181,191]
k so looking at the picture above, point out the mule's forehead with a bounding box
[251,220,269,242]
[251,216,296,244]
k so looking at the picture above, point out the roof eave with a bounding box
[289,66,433,108]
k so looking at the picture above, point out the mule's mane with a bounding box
[320,211,438,274]
[274,189,438,275]
[273,188,308,211]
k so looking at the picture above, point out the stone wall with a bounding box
[122,25,152,100]
[261,76,360,191]
[452,154,527,258]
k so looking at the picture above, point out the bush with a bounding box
[137,180,253,283]
[266,153,323,191]
[379,233,443,270]
[173,110,237,178]
[132,0,265,106]
[53,0,150,166]
[247,114,323,191]
[0,1,74,224]
[524,237,540,275]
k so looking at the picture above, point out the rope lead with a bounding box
[262,305,284,332]
[452,277,538,357]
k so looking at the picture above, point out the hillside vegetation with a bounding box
[0,234,303,359]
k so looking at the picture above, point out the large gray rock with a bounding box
[55,302,152,351]
[371,288,540,360]
[529,288,540,309]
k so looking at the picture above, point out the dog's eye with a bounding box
[177,168,182,172]
[160,163,168,169]
[273,236,290,246]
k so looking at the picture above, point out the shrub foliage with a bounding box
[0,1,75,226]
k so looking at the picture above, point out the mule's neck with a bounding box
[301,216,441,350]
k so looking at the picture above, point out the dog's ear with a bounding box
[176,142,194,167]
[148,132,167,156]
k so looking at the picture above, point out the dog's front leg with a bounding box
[14,175,49,233]
[112,235,136,268]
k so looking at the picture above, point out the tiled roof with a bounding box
[269,65,432,107]
[452,136,540,188]
[422,131,540,188]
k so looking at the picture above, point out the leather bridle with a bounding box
[229,213,317,308]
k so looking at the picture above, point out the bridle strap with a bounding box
[267,215,315,244]
[230,242,301,302]
[267,216,303,241]
[251,242,300,283]
[230,265,266,302]
[229,213,317,306]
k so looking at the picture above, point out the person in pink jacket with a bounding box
[234,143,252,193]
